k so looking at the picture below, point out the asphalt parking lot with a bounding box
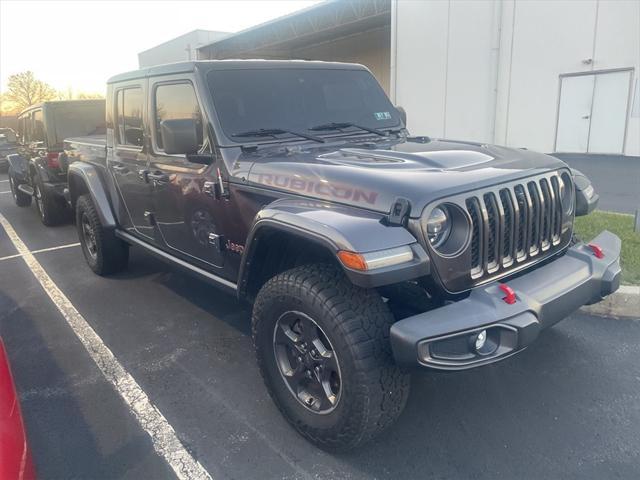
[0,170,639,479]
[552,154,640,214]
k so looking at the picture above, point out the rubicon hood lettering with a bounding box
[245,139,565,215]
[257,173,379,205]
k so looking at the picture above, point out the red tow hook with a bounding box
[588,243,605,259]
[499,284,517,304]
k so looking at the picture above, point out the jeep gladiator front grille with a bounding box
[464,174,565,280]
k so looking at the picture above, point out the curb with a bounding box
[580,285,640,319]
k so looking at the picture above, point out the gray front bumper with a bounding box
[390,230,622,370]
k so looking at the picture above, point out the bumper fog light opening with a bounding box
[474,330,487,351]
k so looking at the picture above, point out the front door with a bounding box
[111,85,154,240]
[148,79,224,268]
[555,69,632,154]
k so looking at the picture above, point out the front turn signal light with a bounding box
[337,251,368,271]
[337,245,414,271]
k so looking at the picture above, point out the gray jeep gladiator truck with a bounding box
[64,60,620,451]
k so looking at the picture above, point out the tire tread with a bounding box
[252,264,410,451]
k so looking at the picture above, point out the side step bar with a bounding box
[115,230,238,294]
[17,184,34,196]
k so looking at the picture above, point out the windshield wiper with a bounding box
[231,128,324,143]
[308,122,387,137]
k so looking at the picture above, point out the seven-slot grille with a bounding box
[465,174,566,279]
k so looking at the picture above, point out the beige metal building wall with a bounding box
[392,0,640,156]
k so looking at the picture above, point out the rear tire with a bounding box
[76,194,128,275]
[33,174,67,226]
[252,264,410,451]
[8,170,31,207]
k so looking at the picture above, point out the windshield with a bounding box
[207,68,400,142]
[52,103,106,147]
[0,136,8,147]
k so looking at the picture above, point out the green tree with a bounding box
[4,71,57,111]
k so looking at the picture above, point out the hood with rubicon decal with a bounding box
[244,137,566,217]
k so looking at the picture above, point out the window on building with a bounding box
[116,87,143,147]
[154,83,203,151]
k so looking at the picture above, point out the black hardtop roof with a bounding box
[107,59,369,84]
[19,99,105,116]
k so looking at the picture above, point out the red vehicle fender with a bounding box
[0,339,36,480]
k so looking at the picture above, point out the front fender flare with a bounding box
[68,163,116,228]
[238,198,430,296]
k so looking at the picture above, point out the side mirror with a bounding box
[396,106,407,126]
[160,118,198,155]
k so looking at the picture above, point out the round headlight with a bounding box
[559,172,574,215]
[426,206,451,248]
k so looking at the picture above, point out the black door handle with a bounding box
[111,164,127,172]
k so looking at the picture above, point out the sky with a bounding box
[0,0,320,95]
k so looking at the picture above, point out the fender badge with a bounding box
[225,240,245,254]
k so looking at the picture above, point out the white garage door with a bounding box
[555,69,633,154]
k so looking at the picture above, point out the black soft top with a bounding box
[18,99,104,117]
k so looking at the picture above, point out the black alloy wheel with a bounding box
[273,311,341,414]
[81,211,98,261]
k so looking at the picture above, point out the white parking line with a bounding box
[0,191,10,194]
[0,242,81,262]
[0,213,212,480]
[0,179,8,182]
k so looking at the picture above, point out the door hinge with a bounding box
[144,211,156,226]
[208,233,224,251]
[204,180,229,200]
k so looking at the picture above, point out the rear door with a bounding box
[148,77,225,269]
[111,83,154,240]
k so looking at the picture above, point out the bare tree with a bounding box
[4,71,57,111]
[56,88,104,101]
[77,92,105,100]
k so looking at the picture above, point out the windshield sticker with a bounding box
[374,112,391,120]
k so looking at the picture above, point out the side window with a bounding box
[154,83,203,151]
[17,115,26,143]
[32,110,45,143]
[116,87,143,147]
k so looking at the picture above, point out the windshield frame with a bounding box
[204,65,402,147]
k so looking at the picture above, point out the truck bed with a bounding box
[64,134,107,168]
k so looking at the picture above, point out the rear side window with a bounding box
[154,83,203,151]
[32,110,45,143]
[17,115,27,142]
[116,87,143,147]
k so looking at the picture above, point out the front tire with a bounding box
[8,170,31,207]
[76,194,129,275]
[252,264,410,451]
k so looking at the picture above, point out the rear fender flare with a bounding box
[6,154,28,182]
[29,157,56,183]
[68,163,116,228]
